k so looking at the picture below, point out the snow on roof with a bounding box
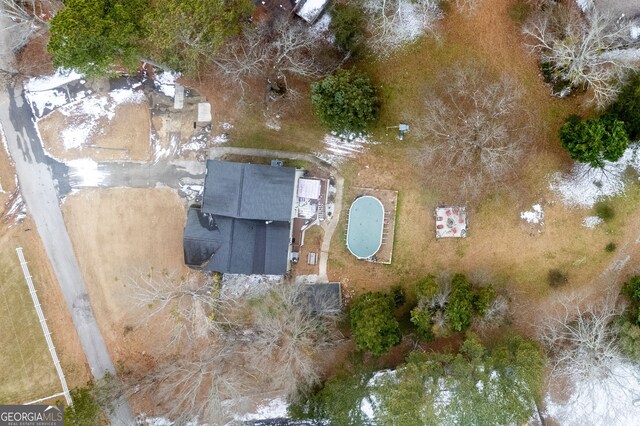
[297,178,322,199]
[295,0,329,23]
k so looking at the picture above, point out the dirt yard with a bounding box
[38,100,151,162]
[61,188,190,366]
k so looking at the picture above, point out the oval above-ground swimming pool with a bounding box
[346,195,384,259]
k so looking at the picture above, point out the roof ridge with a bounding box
[237,164,245,218]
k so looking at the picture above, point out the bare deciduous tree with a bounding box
[244,284,341,398]
[413,66,530,200]
[0,0,58,51]
[538,292,623,385]
[127,274,342,421]
[213,17,341,97]
[523,4,639,107]
[134,343,247,424]
[130,271,219,345]
[537,291,640,422]
[362,0,442,53]
[476,294,509,329]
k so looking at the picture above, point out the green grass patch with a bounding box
[0,247,59,403]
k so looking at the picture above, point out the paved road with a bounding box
[209,147,344,282]
[0,84,135,425]
[0,11,133,419]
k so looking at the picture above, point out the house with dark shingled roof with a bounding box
[183,160,297,275]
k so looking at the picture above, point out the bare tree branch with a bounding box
[212,17,342,98]
[363,0,442,54]
[523,4,639,108]
[0,0,58,51]
[413,65,530,200]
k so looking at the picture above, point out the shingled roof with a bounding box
[183,208,291,275]
[202,160,296,222]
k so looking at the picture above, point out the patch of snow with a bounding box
[575,0,593,12]
[55,89,146,150]
[153,133,179,163]
[234,397,289,421]
[212,134,229,144]
[154,71,181,98]
[24,68,83,92]
[178,183,203,201]
[67,158,106,187]
[221,122,234,131]
[23,69,87,117]
[521,204,544,224]
[221,274,283,298]
[582,216,603,228]
[545,361,640,426]
[309,12,334,42]
[4,190,27,225]
[632,26,640,40]
[137,416,198,426]
[180,134,208,153]
[549,147,640,208]
[24,88,70,118]
[315,132,379,165]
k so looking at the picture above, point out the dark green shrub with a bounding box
[64,382,102,425]
[594,202,615,222]
[622,276,640,303]
[472,286,496,316]
[415,275,438,300]
[330,3,365,53]
[350,292,401,355]
[446,274,475,332]
[605,242,617,252]
[410,307,434,341]
[618,320,640,362]
[559,114,629,168]
[608,72,640,141]
[311,70,379,134]
[547,269,568,288]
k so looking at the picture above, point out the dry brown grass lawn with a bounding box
[61,188,190,365]
[327,0,640,310]
[38,101,151,162]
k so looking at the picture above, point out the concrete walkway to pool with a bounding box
[208,146,344,282]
